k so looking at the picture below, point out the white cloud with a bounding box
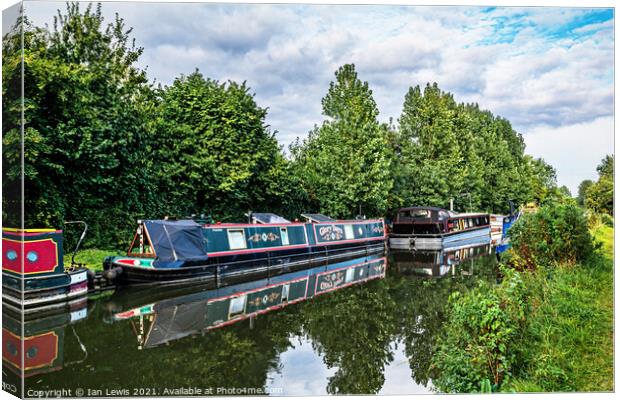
[524,116,614,195]
[22,2,614,191]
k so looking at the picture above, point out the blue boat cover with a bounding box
[143,220,209,265]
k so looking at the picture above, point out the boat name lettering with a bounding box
[318,225,344,241]
[318,271,345,291]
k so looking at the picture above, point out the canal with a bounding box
[6,245,499,396]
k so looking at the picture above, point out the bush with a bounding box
[431,267,528,393]
[600,213,614,227]
[506,204,594,269]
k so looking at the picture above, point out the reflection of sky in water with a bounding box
[267,336,337,395]
[379,341,431,394]
[267,336,431,395]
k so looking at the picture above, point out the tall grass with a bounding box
[505,225,613,392]
[63,248,121,271]
[432,224,614,393]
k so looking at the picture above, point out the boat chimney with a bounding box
[449,198,454,211]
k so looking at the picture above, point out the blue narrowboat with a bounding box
[103,213,386,285]
[107,253,387,349]
[2,228,89,308]
[389,206,491,250]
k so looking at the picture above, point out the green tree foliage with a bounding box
[393,83,546,214]
[431,268,528,393]
[1,10,24,227]
[507,203,594,270]
[2,3,157,248]
[290,64,393,218]
[2,3,307,248]
[153,71,304,221]
[576,179,594,206]
[585,155,614,215]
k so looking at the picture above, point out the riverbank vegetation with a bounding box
[431,204,614,393]
[4,3,567,249]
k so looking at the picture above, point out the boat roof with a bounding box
[456,212,489,217]
[396,207,489,218]
[143,220,208,263]
[397,206,448,212]
[396,206,457,216]
[249,213,291,224]
[301,213,336,223]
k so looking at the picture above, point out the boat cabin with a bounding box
[392,206,489,236]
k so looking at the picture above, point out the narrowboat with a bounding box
[2,228,89,308]
[103,213,386,286]
[389,206,491,250]
[106,253,387,349]
[391,236,493,277]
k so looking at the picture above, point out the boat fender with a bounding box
[86,269,96,281]
[102,266,124,281]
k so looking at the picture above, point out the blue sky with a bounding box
[22,1,614,194]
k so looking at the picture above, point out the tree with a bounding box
[290,64,393,218]
[586,155,614,215]
[393,84,533,214]
[154,71,302,221]
[577,180,594,206]
[2,2,158,248]
[393,84,465,210]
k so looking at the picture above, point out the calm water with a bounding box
[5,244,499,397]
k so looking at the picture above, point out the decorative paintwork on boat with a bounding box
[103,213,386,285]
[2,229,88,307]
[389,206,491,250]
[108,254,387,348]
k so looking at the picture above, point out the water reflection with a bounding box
[2,298,89,398]
[106,255,387,349]
[9,243,499,396]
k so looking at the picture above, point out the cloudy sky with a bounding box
[23,1,614,194]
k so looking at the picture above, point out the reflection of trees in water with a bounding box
[300,280,397,394]
[25,254,498,394]
[26,303,301,392]
[390,254,498,387]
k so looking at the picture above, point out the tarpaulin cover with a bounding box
[145,301,208,348]
[143,220,209,264]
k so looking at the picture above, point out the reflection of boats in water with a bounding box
[390,238,493,277]
[2,298,89,397]
[105,253,387,349]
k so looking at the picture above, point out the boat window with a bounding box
[229,295,247,318]
[411,209,430,218]
[227,229,247,250]
[280,228,289,246]
[282,284,290,302]
[344,224,354,239]
[345,268,355,283]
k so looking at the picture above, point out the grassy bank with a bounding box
[506,225,614,392]
[432,223,614,393]
[63,248,121,271]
